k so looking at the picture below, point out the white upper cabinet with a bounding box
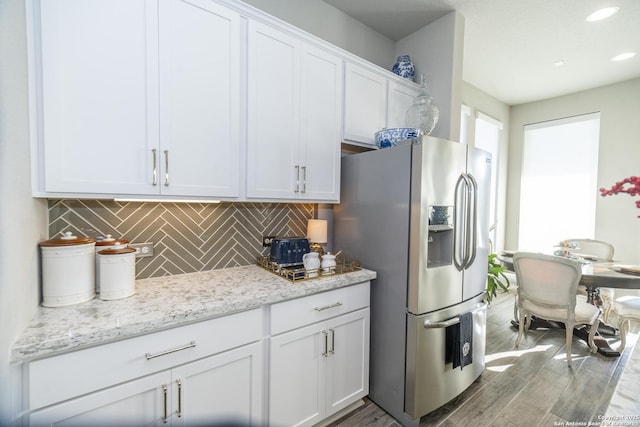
[32,0,242,199]
[158,0,242,198]
[246,20,342,202]
[343,62,419,147]
[31,0,420,201]
[388,80,419,129]
[343,63,388,146]
[36,0,159,195]
[297,45,343,201]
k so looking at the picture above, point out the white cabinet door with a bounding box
[29,371,171,426]
[247,21,342,202]
[171,342,263,426]
[298,45,343,202]
[325,308,370,417]
[343,62,388,146]
[388,81,419,129]
[38,0,160,195]
[270,307,370,426]
[158,0,241,198]
[246,20,300,200]
[35,0,242,198]
[269,321,326,427]
[29,342,263,426]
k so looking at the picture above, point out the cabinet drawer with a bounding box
[28,308,262,411]
[271,282,370,335]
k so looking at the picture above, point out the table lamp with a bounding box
[307,219,327,256]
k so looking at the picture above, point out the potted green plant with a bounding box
[486,253,511,304]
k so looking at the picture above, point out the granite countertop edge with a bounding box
[11,265,376,363]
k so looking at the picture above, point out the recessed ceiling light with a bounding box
[553,60,565,67]
[611,52,637,62]
[586,6,620,22]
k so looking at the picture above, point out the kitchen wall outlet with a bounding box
[130,242,154,258]
[262,236,276,247]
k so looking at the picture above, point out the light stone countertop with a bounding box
[11,265,376,363]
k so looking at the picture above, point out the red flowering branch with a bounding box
[599,176,640,218]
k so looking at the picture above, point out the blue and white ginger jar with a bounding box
[392,55,415,81]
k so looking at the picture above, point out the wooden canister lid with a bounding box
[98,243,136,255]
[95,234,129,247]
[40,231,95,247]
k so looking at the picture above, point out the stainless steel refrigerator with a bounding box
[334,136,490,426]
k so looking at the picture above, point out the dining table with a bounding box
[498,253,640,357]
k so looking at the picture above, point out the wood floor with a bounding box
[327,290,639,427]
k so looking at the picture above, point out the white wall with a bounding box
[395,12,465,142]
[0,0,48,421]
[241,0,395,69]
[461,82,510,252]
[507,78,640,266]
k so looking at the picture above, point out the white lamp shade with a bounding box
[307,219,328,244]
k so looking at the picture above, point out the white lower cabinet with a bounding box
[20,284,372,427]
[30,343,261,426]
[269,283,370,427]
[25,310,263,426]
[29,370,170,426]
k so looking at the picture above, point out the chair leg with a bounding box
[603,303,612,324]
[617,318,629,352]
[588,319,599,353]
[565,322,574,367]
[515,310,526,347]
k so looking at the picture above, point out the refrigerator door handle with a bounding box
[462,174,474,268]
[465,174,479,268]
[453,174,467,271]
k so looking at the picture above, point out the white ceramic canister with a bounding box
[39,231,96,307]
[97,243,136,300]
[94,234,128,294]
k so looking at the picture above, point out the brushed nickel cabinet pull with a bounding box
[162,384,168,423]
[152,149,158,186]
[329,328,335,354]
[322,330,328,357]
[177,379,183,418]
[145,340,196,360]
[301,165,307,193]
[164,149,169,186]
[314,302,343,312]
[294,165,300,193]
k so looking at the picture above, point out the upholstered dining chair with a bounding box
[513,252,600,367]
[563,238,616,321]
[613,296,640,352]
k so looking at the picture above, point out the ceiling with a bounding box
[323,0,640,105]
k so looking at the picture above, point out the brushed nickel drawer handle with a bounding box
[301,165,307,193]
[145,340,196,360]
[177,379,183,417]
[322,330,328,357]
[152,149,158,186]
[314,302,343,312]
[329,328,335,354]
[162,384,168,423]
[163,149,169,186]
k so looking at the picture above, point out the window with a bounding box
[474,112,503,250]
[518,113,600,251]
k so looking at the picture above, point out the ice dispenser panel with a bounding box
[427,205,454,268]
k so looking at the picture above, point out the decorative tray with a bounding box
[256,255,363,283]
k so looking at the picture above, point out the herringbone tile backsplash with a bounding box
[49,200,315,279]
